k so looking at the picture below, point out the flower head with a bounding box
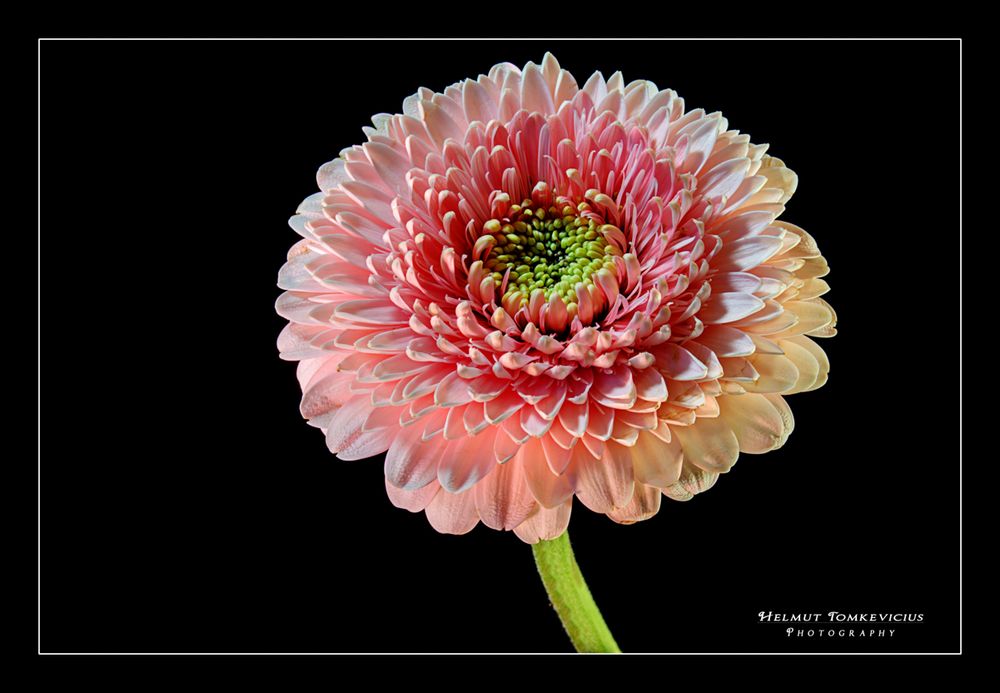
[277,54,836,542]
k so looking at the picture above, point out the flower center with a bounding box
[474,198,624,315]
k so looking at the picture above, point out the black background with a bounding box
[40,39,961,654]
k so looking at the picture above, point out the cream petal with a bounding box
[795,278,831,301]
[630,430,683,487]
[793,256,830,280]
[673,417,740,473]
[777,338,820,394]
[762,394,794,448]
[757,156,798,204]
[717,393,786,454]
[607,483,662,524]
[773,221,819,258]
[783,335,830,391]
[743,353,800,393]
[770,300,835,338]
[662,461,719,501]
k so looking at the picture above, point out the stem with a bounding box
[531,530,621,653]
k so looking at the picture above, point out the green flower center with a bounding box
[475,199,623,311]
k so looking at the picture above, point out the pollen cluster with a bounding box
[471,186,626,323]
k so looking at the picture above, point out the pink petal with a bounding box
[334,299,410,325]
[541,433,574,475]
[633,367,668,401]
[699,292,765,324]
[574,443,634,513]
[325,396,377,455]
[696,326,755,357]
[714,236,784,272]
[557,400,589,438]
[424,486,480,535]
[337,427,396,461]
[654,343,708,381]
[385,426,442,490]
[520,61,556,114]
[437,429,498,493]
[521,438,575,508]
[474,458,536,531]
[434,371,474,407]
[385,478,440,512]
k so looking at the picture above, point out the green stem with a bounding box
[531,530,621,653]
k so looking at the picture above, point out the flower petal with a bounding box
[714,236,784,272]
[474,458,536,531]
[437,430,498,493]
[673,417,740,473]
[385,478,440,512]
[717,393,787,454]
[385,426,442,490]
[521,437,575,508]
[630,430,683,487]
[574,442,635,513]
[699,292,766,324]
[513,501,572,544]
[607,483,662,524]
[425,486,480,535]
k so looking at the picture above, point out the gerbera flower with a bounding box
[276,53,835,547]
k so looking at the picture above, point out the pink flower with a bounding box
[277,53,836,543]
